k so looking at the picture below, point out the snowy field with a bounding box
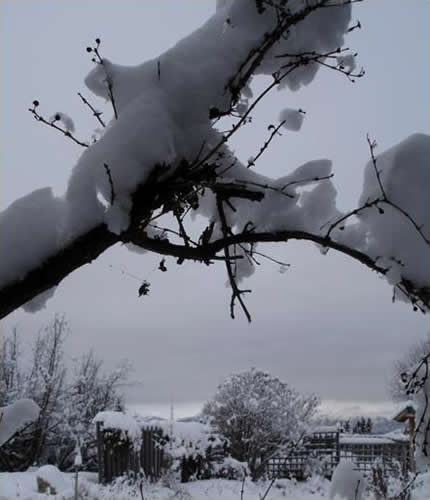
[1,470,429,500]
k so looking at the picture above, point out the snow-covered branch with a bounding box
[0,0,428,319]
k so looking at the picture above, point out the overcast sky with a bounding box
[1,0,429,420]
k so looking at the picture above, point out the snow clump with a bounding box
[279,108,305,131]
[49,111,75,132]
[93,411,142,449]
[0,399,40,447]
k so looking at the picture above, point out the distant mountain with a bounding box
[312,415,405,435]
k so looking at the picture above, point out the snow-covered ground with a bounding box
[0,469,429,500]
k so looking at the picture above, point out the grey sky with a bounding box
[1,1,429,419]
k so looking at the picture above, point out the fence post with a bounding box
[335,431,340,468]
[96,422,104,484]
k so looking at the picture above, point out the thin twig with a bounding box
[217,196,252,322]
[89,39,119,120]
[247,121,286,168]
[77,92,106,128]
[367,135,430,246]
[28,103,88,148]
[103,163,115,205]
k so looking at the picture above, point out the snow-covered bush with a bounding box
[153,419,230,482]
[368,458,412,500]
[304,453,333,480]
[202,368,319,479]
[211,455,249,480]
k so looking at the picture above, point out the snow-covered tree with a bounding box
[0,0,428,322]
[0,317,130,471]
[0,316,66,469]
[56,350,129,470]
[398,346,430,471]
[201,368,318,479]
[390,336,430,402]
[351,417,372,435]
[0,329,23,406]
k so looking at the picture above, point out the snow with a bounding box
[0,471,331,500]
[339,435,404,445]
[49,112,75,132]
[279,108,305,131]
[0,0,352,306]
[22,287,57,313]
[0,188,66,287]
[330,460,366,500]
[0,469,429,500]
[141,417,225,464]
[74,444,83,467]
[336,54,356,73]
[357,133,430,295]
[390,400,417,420]
[0,398,40,447]
[93,411,141,448]
[36,465,72,494]
[380,430,409,442]
[143,418,208,444]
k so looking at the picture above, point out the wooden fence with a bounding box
[267,431,410,479]
[339,438,409,475]
[96,423,164,484]
[267,431,339,479]
[96,423,411,484]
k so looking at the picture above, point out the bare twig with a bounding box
[28,101,88,148]
[367,134,430,247]
[322,137,429,251]
[87,38,118,120]
[217,196,252,322]
[247,121,286,168]
[103,163,115,205]
[77,92,106,128]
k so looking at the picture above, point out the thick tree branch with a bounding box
[3,183,430,319]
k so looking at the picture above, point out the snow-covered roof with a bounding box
[340,434,408,445]
[391,401,417,422]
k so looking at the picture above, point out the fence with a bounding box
[266,430,339,479]
[96,423,164,483]
[339,437,409,475]
[267,431,410,479]
[96,423,411,484]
